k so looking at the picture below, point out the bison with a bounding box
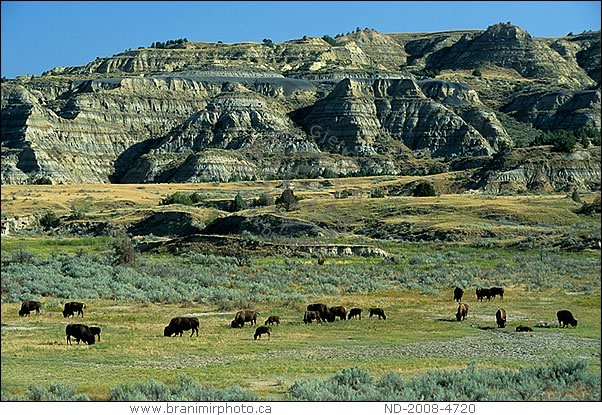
[369,308,386,320]
[303,310,322,324]
[230,310,257,328]
[476,288,491,301]
[66,324,95,345]
[19,300,42,317]
[307,303,329,320]
[453,287,464,302]
[557,310,578,328]
[329,306,347,321]
[495,308,507,328]
[490,287,504,299]
[456,303,469,321]
[264,316,280,326]
[347,308,362,320]
[254,326,271,340]
[89,326,102,341]
[63,302,86,318]
[515,325,533,332]
[164,317,199,337]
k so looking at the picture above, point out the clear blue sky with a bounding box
[1,1,600,78]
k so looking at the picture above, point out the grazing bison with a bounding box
[369,308,386,320]
[347,308,362,320]
[329,306,347,321]
[557,310,578,328]
[307,303,329,320]
[456,303,469,321]
[164,317,200,337]
[516,325,533,332]
[453,287,464,302]
[476,288,491,301]
[19,300,42,317]
[264,316,280,326]
[230,310,257,328]
[254,326,271,340]
[63,302,86,318]
[89,326,102,341]
[66,324,95,345]
[303,310,322,324]
[495,308,507,328]
[490,287,505,299]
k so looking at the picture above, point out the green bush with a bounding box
[160,192,204,206]
[231,193,248,212]
[253,193,274,207]
[322,35,338,46]
[413,182,436,197]
[39,209,59,229]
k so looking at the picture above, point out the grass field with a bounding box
[1,181,600,400]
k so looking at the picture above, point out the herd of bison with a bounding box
[16,286,579,346]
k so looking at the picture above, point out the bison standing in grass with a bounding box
[264,316,280,326]
[476,288,491,301]
[490,287,505,299]
[456,303,469,321]
[89,326,102,341]
[329,306,347,321]
[230,310,257,328]
[164,317,199,337]
[66,324,95,345]
[369,308,386,320]
[307,303,329,320]
[19,300,42,317]
[63,302,86,318]
[453,287,464,302]
[557,310,578,328]
[496,308,507,328]
[254,326,271,340]
[303,311,322,324]
[347,308,362,320]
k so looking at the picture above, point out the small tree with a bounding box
[231,193,248,212]
[262,38,274,47]
[322,35,338,46]
[413,182,437,197]
[254,193,274,207]
[276,188,298,212]
[472,68,482,77]
[571,190,582,204]
[113,235,137,266]
[39,209,59,229]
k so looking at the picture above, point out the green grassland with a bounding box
[1,180,600,400]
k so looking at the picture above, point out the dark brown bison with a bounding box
[19,300,42,317]
[453,287,464,302]
[369,308,386,320]
[164,317,200,337]
[230,310,257,328]
[495,308,507,328]
[307,303,329,320]
[89,326,101,341]
[490,287,504,299]
[254,326,271,340]
[264,316,280,326]
[347,308,362,319]
[303,310,322,324]
[66,324,95,345]
[557,310,578,328]
[63,302,86,318]
[329,306,347,321]
[456,303,469,321]
[476,288,491,301]
[515,325,533,332]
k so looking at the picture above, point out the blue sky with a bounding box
[1,1,600,78]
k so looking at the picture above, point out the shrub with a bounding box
[262,38,273,47]
[276,188,298,212]
[112,235,137,266]
[39,209,59,229]
[413,181,436,197]
[253,193,274,207]
[231,193,248,212]
[68,197,92,219]
[370,188,386,198]
[322,35,338,46]
[571,190,582,203]
[160,192,204,206]
[472,68,482,77]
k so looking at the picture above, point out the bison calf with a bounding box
[557,310,578,328]
[264,316,280,326]
[456,303,469,321]
[63,302,86,318]
[89,326,102,341]
[66,324,95,345]
[303,310,322,324]
[515,325,533,332]
[495,308,507,328]
[347,308,362,320]
[453,287,464,302]
[19,300,42,317]
[164,317,200,337]
[254,326,271,340]
[369,308,386,320]
[329,306,347,321]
